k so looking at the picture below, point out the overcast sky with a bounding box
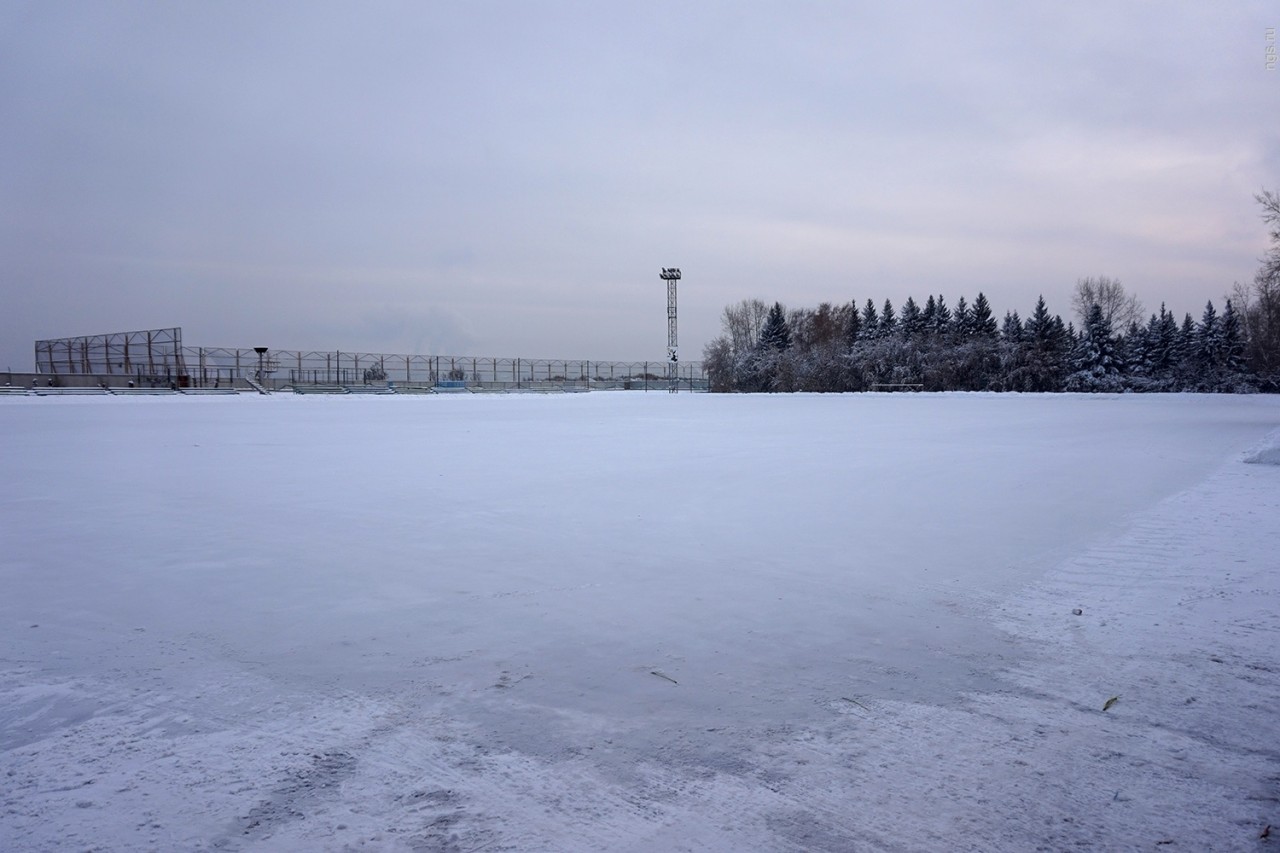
[3,1,1278,371]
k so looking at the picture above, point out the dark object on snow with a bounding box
[1072,608,1083,616]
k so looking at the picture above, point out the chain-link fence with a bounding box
[185,347,709,392]
[31,328,708,391]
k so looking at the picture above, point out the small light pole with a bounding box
[253,347,268,385]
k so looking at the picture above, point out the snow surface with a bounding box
[2,392,1278,851]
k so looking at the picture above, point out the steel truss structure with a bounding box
[35,327,186,381]
[661,267,680,393]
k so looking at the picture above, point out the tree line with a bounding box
[703,191,1280,394]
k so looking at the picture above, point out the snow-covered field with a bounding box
[2,392,1278,852]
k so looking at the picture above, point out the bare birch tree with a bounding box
[720,298,771,355]
[1232,189,1280,386]
[1072,276,1143,329]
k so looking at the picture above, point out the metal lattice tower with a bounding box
[660,268,680,392]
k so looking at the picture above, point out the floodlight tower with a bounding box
[660,267,680,392]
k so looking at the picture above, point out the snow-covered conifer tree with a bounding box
[899,296,923,338]
[1150,305,1179,385]
[1002,311,1024,342]
[1221,299,1246,377]
[1024,296,1049,342]
[1196,300,1221,370]
[861,299,880,339]
[952,296,972,338]
[881,299,897,336]
[845,300,862,348]
[1066,304,1122,390]
[971,293,998,338]
[933,295,952,334]
[1121,320,1147,383]
[759,302,792,351]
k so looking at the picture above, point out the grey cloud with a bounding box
[2,2,1277,370]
